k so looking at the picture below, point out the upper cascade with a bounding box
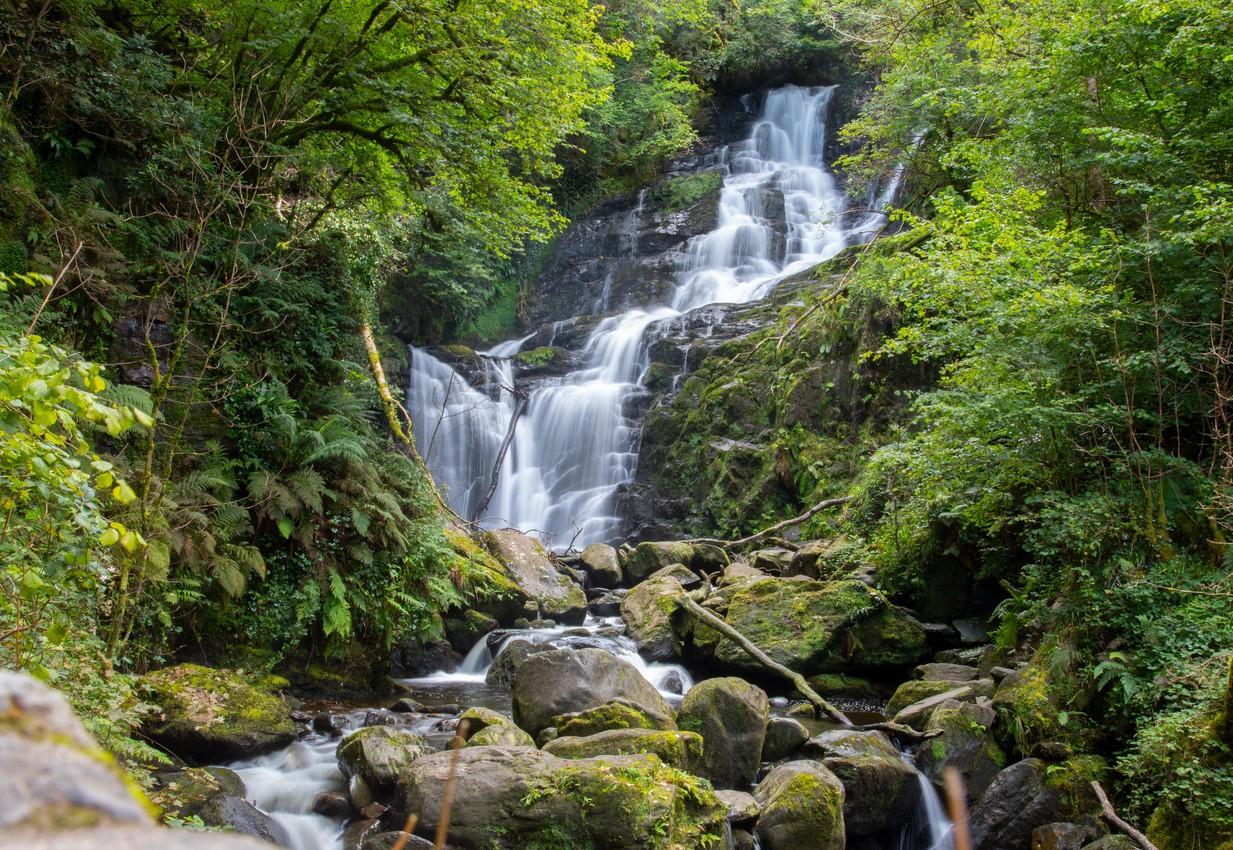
[407,84,898,549]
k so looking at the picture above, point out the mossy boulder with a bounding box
[992,660,1093,755]
[625,541,696,584]
[400,747,726,849]
[678,677,769,789]
[761,717,809,761]
[620,573,686,661]
[443,527,525,624]
[460,707,535,747]
[916,699,1006,801]
[552,698,666,737]
[753,761,846,850]
[337,726,432,804]
[443,610,499,653]
[485,638,552,689]
[807,673,881,700]
[486,529,587,624]
[713,578,927,677]
[142,664,296,763]
[887,679,989,716]
[579,543,622,587]
[150,767,245,819]
[543,728,704,773]
[805,729,920,836]
[512,647,674,737]
[969,757,1103,850]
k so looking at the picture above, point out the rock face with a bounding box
[551,698,664,737]
[713,578,927,675]
[677,677,769,788]
[761,717,809,762]
[459,707,535,747]
[620,573,686,660]
[141,664,296,763]
[0,671,267,849]
[969,759,1069,850]
[486,529,587,624]
[543,728,705,772]
[625,540,697,584]
[579,543,622,587]
[916,699,1006,801]
[337,726,432,804]
[511,647,674,737]
[400,747,726,849]
[804,729,920,836]
[753,761,846,850]
[484,638,551,688]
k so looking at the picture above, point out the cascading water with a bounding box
[408,84,888,549]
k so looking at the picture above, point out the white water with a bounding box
[898,758,956,850]
[408,84,899,549]
[230,737,346,850]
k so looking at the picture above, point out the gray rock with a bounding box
[731,828,757,850]
[579,543,622,587]
[785,539,843,578]
[199,795,291,847]
[1031,822,1101,850]
[625,541,695,584]
[312,791,353,818]
[487,529,587,624]
[915,662,980,681]
[892,681,997,730]
[678,677,769,789]
[588,591,624,617]
[390,697,424,713]
[1080,838,1138,850]
[716,790,760,825]
[542,728,704,772]
[749,548,794,573]
[954,619,990,645]
[916,699,1006,803]
[484,638,552,689]
[753,761,846,850]
[336,726,431,801]
[360,833,435,850]
[512,647,674,737]
[620,573,686,660]
[11,826,273,850]
[760,717,809,761]
[804,729,920,836]
[691,543,731,573]
[969,759,1065,850]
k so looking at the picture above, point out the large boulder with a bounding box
[887,679,993,715]
[677,677,769,788]
[753,761,846,850]
[196,795,290,846]
[803,729,920,836]
[543,728,704,772]
[400,747,726,849]
[579,543,622,587]
[916,699,1006,802]
[459,707,535,747]
[761,717,809,761]
[484,638,551,689]
[141,664,296,763]
[14,826,274,850]
[551,698,665,737]
[486,529,587,624]
[625,541,695,584]
[512,647,674,737]
[969,758,1103,850]
[337,726,432,804]
[620,573,686,660]
[713,578,927,676]
[150,767,245,820]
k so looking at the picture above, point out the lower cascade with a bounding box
[407,84,900,549]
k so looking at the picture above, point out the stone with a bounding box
[761,717,809,761]
[691,543,731,573]
[486,528,587,624]
[579,543,622,587]
[443,610,499,654]
[198,795,291,846]
[1079,838,1138,850]
[731,828,757,850]
[753,761,846,850]
[807,673,882,700]
[312,791,353,818]
[969,759,1067,850]
[678,677,769,788]
[342,817,382,850]
[12,826,274,850]
[150,767,248,823]
[466,724,535,747]
[716,790,760,825]
[458,706,517,737]
[390,697,424,713]
[786,538,846,579]
[511,647,674,737]
[713,578,927,676]
[588,591,624,617]
[360,832,436,850]
[619,573,686,660]
[722,561,764,582]
[891,680,997,730]
[916,699,1006,802]
[543,728,705,772]
[1031,822,1101,850]
[390,638,461,677]
[141,664,296,763]
[626,540,696,584]
[400,748,726,849]
[336,726,432,802]
[915,662,980,681]
[484,638,551,689]
[551,698,664,737]
[955,619,991,645]
[804,729,920,836]
[749,548,795,573]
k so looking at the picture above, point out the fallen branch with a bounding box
[677,594,852,726]
[471,387,527,522]
[854,720,942,744]
[1092,781,1158,850]
[686,495,852,549]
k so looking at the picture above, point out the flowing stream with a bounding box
[407,84,892,549]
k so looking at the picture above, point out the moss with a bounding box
[0,239,26,273]
[515,346,560,369]
[553,700,661,737]
[1043,755,1105,816]
[650,170,724,213]
[545,729,704,773]
[885,679,969,715]
[807,673,880,699]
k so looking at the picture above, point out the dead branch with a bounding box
[1092,781,1158,850]
[686,495,852,549]
[471,387,527,521]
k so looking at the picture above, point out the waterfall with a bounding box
[407,85,897,549]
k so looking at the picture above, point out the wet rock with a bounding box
[13,826,273,850]
[749,548,794,573]
[785,538,845,579]
[806,673,882,700]
[443,610,499,654]
[1031,822,1101,850]
[337,726,432,803]
[390,697,424,713]
[312,791,353,818]
[486,528,587,624]
[360,832,436,850]
[717,789,760,826]
[527,618,558,629]
[342,817,383,850]
[390,638,461,677]
[969,759,1095,850]
[141,664,296,763]
[199,795,291,847]
[761,717,809,761]
[552,698,666,737]
[150,767,245,820]
[804,729,920,836]
[714,578,927,676]
[678,677,769,789]
[955,619,991,645]
[484,639,552,689]
[620,573,686,661]
[588,591,624,617]
[753,760,846,850]
[731,828,757,850]
[580,543,623,587]
[915,662,980,681]
[400,748,726,848]
[459,707,535,747]
[660,670,686,695]
[916,699,1005,802]
[511,647,674,737]
[543,728,705,772]
[625,540,696,584]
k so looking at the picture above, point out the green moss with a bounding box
[515,346,560,369]
[545,729,704,773]
[650,171,723,213]
[807,673,880,699]
[885,680,969,715]
[142,663,295,747]
[0,239,27,273]
[553,700,661,737]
